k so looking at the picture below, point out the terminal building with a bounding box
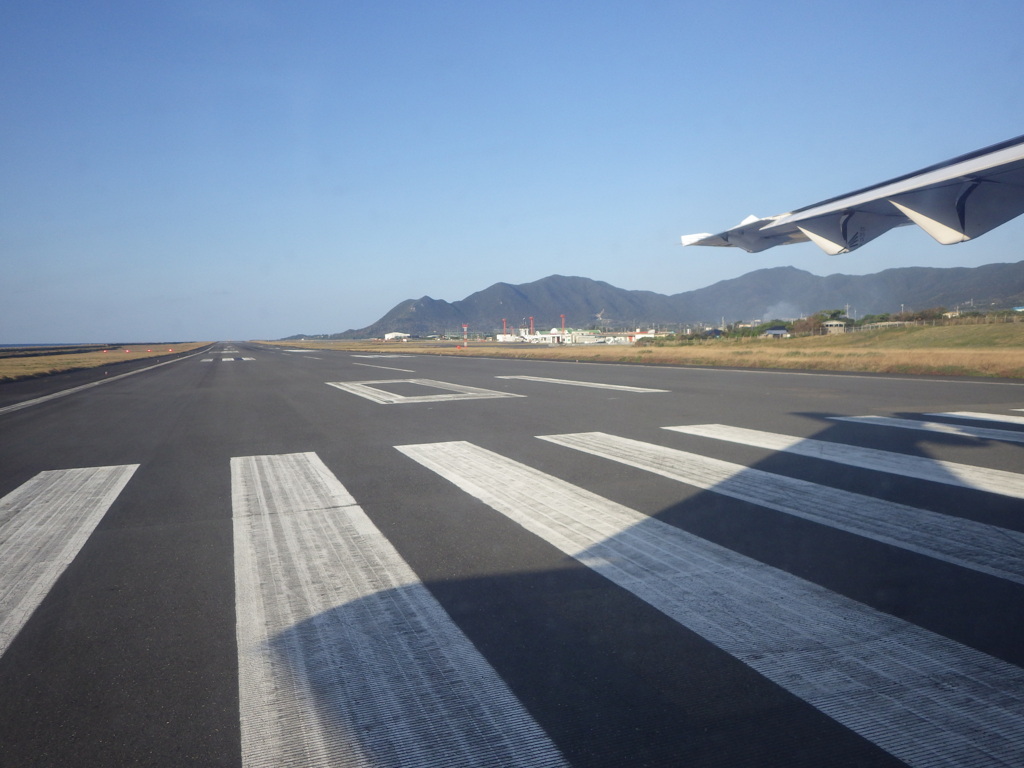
[497,328,667,345]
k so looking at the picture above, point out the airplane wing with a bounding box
[682,134,1024,255]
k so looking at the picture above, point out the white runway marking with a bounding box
[326,378,525,404]
[495,375,669,392]
[666,423,1024,500]
[398,440,1024,768]
[831,415,1024,444]
[350,354,416,358]
[0,465,138,659]
[351,362,416,373]
[0,351,205,416]
[232,452,566,768]
[927,411,1024,427]
[539,431,1024,584]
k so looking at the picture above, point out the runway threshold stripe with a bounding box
[666,424,1024,500]
[397,440,1024,768]
[542,432,1024,585]
[231,452,567,768]
[830,415,1024,444]
[927,411,1024,427]
[0,465,138,659]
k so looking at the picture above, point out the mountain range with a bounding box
[291,260,1024,338]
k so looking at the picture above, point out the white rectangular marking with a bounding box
[326,378,525,404]
[666,423,1024,500]
[831,415,1024,444]
[232,452,566,768]
[397,440,1024,768]
[200,358,214,362]
[0,465,138,659]
[927,411,1024,427]
[495,375,669,393]
[539,432,1024,584]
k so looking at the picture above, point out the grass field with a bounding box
[0,343,209,382]
[4,326,1021,383]
[264,322,1024,379]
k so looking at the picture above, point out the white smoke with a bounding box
[761,302,802,322]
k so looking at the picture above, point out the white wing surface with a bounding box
[683,134,1024,254]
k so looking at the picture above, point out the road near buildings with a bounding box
[2,343,1023,767]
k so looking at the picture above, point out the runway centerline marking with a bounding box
[398,439,1024,768]
[495,375,669,393]
[232,451,567,768]
[1,465,138,659]
[665,423,1024,500]
[326,378,525,404]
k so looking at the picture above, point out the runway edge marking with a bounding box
[0,349,209,416]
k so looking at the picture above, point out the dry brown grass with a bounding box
[0,343,209,381]
[261,325,1024,378]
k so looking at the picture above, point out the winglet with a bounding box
[680,233,714,247]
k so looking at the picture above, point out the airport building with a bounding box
[497,328,667,345]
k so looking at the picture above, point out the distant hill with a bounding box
[288,260,1024,339]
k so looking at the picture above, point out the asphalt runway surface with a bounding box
[2,342,1023,767]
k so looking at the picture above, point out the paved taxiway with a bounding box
[2,343,1023,767]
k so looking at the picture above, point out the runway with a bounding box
[2,342,1023,767]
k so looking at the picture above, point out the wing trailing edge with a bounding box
[682,134,1024,255]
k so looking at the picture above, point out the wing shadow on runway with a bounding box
[262,411,1024,767]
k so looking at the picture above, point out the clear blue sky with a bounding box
[3,0,1022,342]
